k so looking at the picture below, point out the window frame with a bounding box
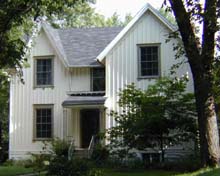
[137,44,161,79]
[91,67,105,92]
[33,104,54,141]
[34,56,54,88]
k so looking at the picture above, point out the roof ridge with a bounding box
[57,26,124,31]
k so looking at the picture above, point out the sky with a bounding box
[93,0,165,18]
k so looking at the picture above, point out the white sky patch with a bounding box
[93,0,164,18]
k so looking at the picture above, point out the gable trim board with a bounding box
[96,3,177,62]
[42,24,69,67]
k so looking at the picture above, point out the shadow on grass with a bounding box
[197,168,220,176]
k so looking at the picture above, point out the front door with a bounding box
[80,109,100,148]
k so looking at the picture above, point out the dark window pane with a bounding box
[36,59,52,86]
[41,131,47,138]
[37,131,41,138]
[140,46,159,76]
[35,107,52,139]
[92,68,105,91]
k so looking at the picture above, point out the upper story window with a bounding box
[138,45,160,78]
[34,105,53,140]
[92,68,105,91]
[34,57,54,87]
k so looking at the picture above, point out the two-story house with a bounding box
[9,3,193,159]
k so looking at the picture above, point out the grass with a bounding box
[103,169,176,176]
[177,168,220,176]
[0,166,34,176]
[103,168,220,176]
[0,166,219,176]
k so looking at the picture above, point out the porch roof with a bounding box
[62,96,106,107]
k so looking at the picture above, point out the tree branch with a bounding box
[202,0,217,66]
[168,0,201,71]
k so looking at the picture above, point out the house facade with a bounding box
[9,4,194,159]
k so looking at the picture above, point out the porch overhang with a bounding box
[62,96,106,108]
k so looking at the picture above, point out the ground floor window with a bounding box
[34,105,53,140]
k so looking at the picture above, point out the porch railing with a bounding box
[88,135,96,158]
[68,138,75,160]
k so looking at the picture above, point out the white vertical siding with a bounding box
[105,11,194,127]
[9,30,92,159]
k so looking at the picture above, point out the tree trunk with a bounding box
[168,0,220,167]
[193,72,220,167]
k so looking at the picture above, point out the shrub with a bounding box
[47,156,102,176]
[50,138,71,157]
[31,153,51,173]
[91,144,109,166]
[158,157,200,172]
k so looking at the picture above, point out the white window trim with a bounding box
[137,43,161,79]
[33,104,54,141]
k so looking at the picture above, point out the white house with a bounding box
[9,3,194,160]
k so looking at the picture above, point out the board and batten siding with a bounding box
[9,30,91,159]
[105,11,194,129]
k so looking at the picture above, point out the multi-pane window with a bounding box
[35,58,53,86]
[34,106,53,139]
[139,45,159,77]
[92,68,105,91]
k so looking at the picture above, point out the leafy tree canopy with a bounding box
[107,76,197,161]
[0,0,89,70]
[47,0,132,28]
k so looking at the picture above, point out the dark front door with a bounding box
[80,109,100,148]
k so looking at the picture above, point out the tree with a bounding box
[47,0,132,28]
[0,0,87,70]
[166,0,220,166]
[0,72,9,163]
[107,77,197,162]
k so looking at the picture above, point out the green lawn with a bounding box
[104,169,176,176]
[0,166,219,176]
[0,166,34,176]
[104,168,220,176]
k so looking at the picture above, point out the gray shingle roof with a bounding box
[58,27,122,67]
[43,23,123,67]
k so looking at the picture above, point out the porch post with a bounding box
[63,108,68,140]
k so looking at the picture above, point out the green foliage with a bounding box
[0,0,85,70]
[31,153,50,173]
[107,76,197,161]
[50,138,71,157]
[159,7,177,25]
[47,0,132,28]
[47,156,103,176]
[91,144,109,166]
[0,72,9,163]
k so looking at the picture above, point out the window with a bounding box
[35,58,53,87]
[34,105,53,140]
[138,45,160,78]
[92,68,105,91]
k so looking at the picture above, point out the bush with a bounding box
[50,138,71,157]
[47,156,103,176]
[31,153,51,173]
[158,157,200,172]
[91,144,109,166]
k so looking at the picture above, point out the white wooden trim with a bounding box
[96,3,177,62]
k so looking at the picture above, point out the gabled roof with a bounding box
[42,23,122,67]
[96,3,177,62]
